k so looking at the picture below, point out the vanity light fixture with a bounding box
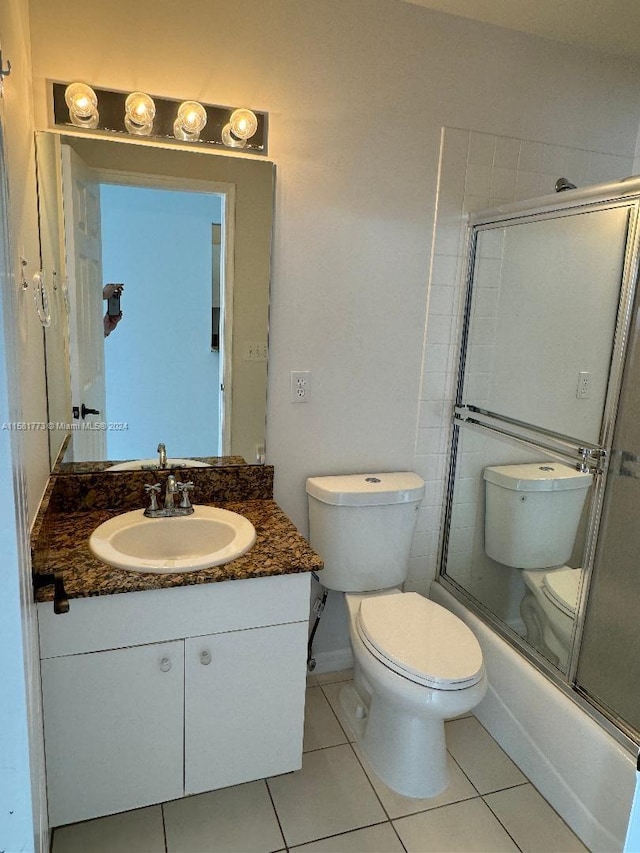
[173,100,207,141]
[52,82,268,155]
[124,91,155,136]
[64,82,99,129]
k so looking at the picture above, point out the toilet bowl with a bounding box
[340,589,487,798]
[521,566,582,669]
[306,472,487,799]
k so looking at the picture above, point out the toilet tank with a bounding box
[306,472,425,592]
[483,463,592,569]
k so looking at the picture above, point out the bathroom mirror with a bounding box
[462,206,629,444]
[443,423,594,674]
[36,131,275,471]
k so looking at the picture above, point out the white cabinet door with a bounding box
[184,621,308,794]
[41,640,184,826]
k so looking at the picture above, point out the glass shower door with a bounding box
[576,296,640,736]
[440,196,639,687]
[461,205,630,445]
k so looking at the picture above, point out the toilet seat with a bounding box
[355,593,484,691]
[542,567,581,617]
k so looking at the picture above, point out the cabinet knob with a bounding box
[200,650,212,666]
[159,657,172,672]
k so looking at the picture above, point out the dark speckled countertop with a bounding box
[33,464,323,603]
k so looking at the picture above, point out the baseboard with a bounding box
[309,647,354,675]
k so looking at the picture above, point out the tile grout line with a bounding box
[481,794,525,853]
[347,729,496,829]
[300,681,407,852]
[445,744,482,797]
[286,819,398,852]
[264,777,289,852]
[346,739,395,822]
[482,783,590,849]
[317,683,530,832]
[318,681,354,745]
[160,802,169,853]
[305,690,432,849]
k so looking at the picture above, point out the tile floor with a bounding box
[52,669,589,853]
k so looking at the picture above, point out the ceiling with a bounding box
[401,0,640,62]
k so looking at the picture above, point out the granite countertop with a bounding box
[35,499,323,603]
[54,455,247,475]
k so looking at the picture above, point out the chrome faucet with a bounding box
[157,442,167,469]
[144,476,195,517]
[164,474,178,511]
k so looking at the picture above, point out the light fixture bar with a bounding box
[51,82,267,154]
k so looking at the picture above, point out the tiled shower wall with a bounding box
[404,127,634,596]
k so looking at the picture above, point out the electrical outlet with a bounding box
[290,370,311,403]
[577,371,591,399]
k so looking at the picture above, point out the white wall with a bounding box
[0,1,49,849]
[24,0,640,655]
[101,185,222,459]
[0,0,49,520]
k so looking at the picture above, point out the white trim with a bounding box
[220,185,235,456]
[310,648,354,675]
[0,105,47,852]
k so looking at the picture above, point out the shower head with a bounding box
[555,177,577,192]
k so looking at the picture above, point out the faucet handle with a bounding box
[176,481,194,509]
[144,482,161,511]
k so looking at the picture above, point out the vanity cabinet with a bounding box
[38,573,310,827]
[184,622,306,794]
[40,640,185,823]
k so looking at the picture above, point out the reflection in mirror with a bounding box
[463,207,629,444]
[444,424,593,674]
[36,132,275,471]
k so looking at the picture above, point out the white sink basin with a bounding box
[106,458,211,472]
[89,506,256,573]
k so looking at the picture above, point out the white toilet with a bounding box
[306,472,487,799]
[520,566,582,668]
[483,462,592,666]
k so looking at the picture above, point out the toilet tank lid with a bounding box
[306,472,425,506]
[483,463,592,492]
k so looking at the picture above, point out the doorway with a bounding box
[60,142,230,462]
[100,183,224,459]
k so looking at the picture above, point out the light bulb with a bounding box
[229,108,258,141]
[221,122,247,149]
[64,83,99,128]
[124,91,155,136]
[173,101,207,141]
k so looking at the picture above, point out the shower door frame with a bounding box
[437,178,640,751]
